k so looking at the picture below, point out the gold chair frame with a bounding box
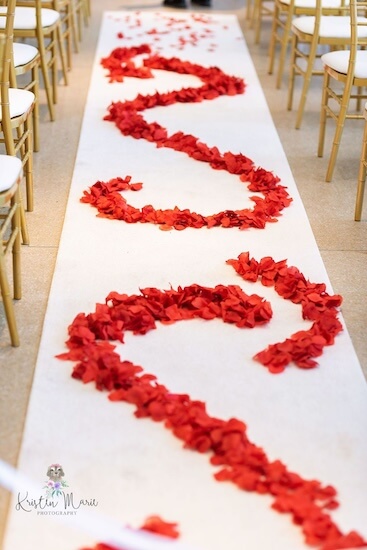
[13,43,41,152]
[287,0,353,129]
[318,0,367,181]
[1,0,34,221]
[0,34,23,347]
[1,6,40,151]
[12,0,69,121]
[268,0,319,88]
[0,158,22,347]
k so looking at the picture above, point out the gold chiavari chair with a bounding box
[0,35,24,347]
[287,0,367,129]
[0,154,23,347]
[10,0,69,121]
[0,2,41,151]
[0,0,35,216]
[12,42,41,151]
[318,0,367,181]
[268,0,348,89]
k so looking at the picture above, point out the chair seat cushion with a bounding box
[0,156,22,194]
[322,49,367,79]
[0,89,35,121]
[13,43,39,67]
[292,15,367,38]
[0,6,60,30]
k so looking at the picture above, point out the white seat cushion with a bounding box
[13,43,39,67]
[0,155,22,193]
[292,15,367,38]
[0,6,60,30]
[0,89,35,121]
[322,49,367,79]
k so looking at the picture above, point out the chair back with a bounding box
[350,0,367,52]
[284,0,349,16]
[341,0,367,86]
[11,1,45,39]
[0,33,4,83]
[0,0,17,155]
[313,0,350,28]
[0,0,16,91]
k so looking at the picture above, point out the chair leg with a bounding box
[355,127,367,220]
[64,3,74,70]
[246,0,253,21]
[12,190,22,300]
[19,196,30,246]
[287,34,297,111]
[295,41,317,129]
[57,24,69,86]
[325,84,352,182]
[32,65,40,152]
[268,6,278,74]
[356,85,362,112]
[318,71,329,158]
[250,0,258,29]
[51,31,58,104]
[24,117,34,212]
[0,251,20,347]
[253,0,261,42]
[78,0,85,37]
[70,1,80,54]
[37,33,56,120]
[276,13,292,89]
[83,0,91,24]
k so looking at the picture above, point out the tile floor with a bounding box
[0,0,366,545]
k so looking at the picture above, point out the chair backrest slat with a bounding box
[0,0,16,89]
[0,0,17,156]
[344,0,367,82]
[0,34,4,83]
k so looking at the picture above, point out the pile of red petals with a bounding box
[59,283,272,361]
[100,45,153,83]
[81,163,291,230]
[227,252,343,373]
[88,46,292,230]
[81,515,179,550]
[57,268,365,549]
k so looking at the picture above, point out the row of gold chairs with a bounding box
[0,27,28,348]
[0,0,90,346]
[249,0,367,220]
[1,0,90,138]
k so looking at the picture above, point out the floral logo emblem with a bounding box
[44,464,68,498]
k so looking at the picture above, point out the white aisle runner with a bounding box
[3,11,367,550]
